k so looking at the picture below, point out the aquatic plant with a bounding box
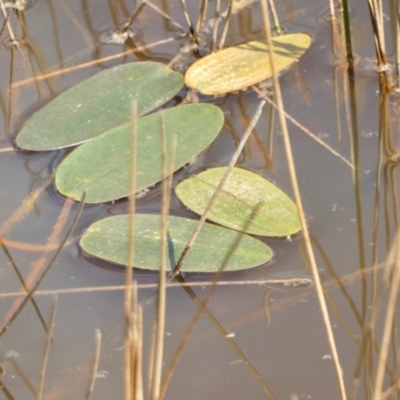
[1,0,399,399]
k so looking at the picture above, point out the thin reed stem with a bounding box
[340,0,354,65]
[124,101,137,400]
[210,0,221,51]
[267,0,281,33]
[147,320,157,397]
[372,233,400,400]
[150,113,176,400]
[133,302,143,400]
[172,100,265,276]
[0,260,388,299]
[0,0,17,44]
[37,296,57,400]
[13,38,174,88]
[179,0,193,34]
[396,1,400,88]
[194,0,208,41]
[260,0,347,398]
[218,1,232,49]
[0,6,12,39]
[328,0,336,20]
[130,282,143,400]
[123,0,147,32]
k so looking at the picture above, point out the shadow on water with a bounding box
[0,0,400,399]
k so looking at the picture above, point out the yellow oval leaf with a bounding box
[185,32,312,95]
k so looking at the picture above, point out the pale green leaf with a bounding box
[176,167,301,237]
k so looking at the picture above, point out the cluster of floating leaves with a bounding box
[17,33,311,272]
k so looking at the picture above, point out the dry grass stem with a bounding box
[133,303,144,400]
[0,238,71,252]
[150,113,176,400]
[128,282,143,400]
[179,0,193,34]
[328,0,336,19]
[267,0,281,33]
[367,0,387,66]
[211,0,221,51]
[146,319,157,397]
[396,2,400,88]
[85,329,102,400]
[0,0,17,43]
[124,101,138,400]
[37,296,57,400]
[125,1,148,30]
[372,232,400,400]
[218,0,232,50]
[0,260,388,299]
[0,147,14,152]
[172,99,265,276]
[260,0,346,398]
[333,68,343,141]
[12,38,174,89]
[349,165,397,399]
[194,0,208,41]
[0,6,11,39]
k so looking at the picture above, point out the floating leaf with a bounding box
[17,62,183,150]
[80,214,273,272]
[185,33,312,95]
[176,167,301,237]
[56,103,224,204]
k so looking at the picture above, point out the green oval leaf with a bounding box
[80,214,273,272]
[176,167,301,237]
[185,33,312,95]
[55,103,224,204]
[16,62,184,150]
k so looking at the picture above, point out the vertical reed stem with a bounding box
[260,0,347,398]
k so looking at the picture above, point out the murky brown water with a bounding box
[0,0,399,399]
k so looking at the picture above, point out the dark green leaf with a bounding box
[56,103,224,203]
[17,62,183,150]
